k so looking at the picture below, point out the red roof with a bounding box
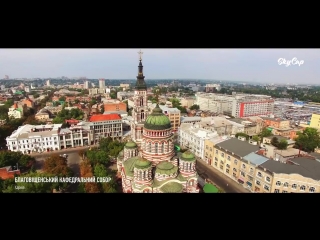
[0,167,20,180]
[89,114,121,122]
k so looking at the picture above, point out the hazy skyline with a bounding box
[0,49,319,84]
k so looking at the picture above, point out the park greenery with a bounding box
[78,137,124,193]
[271,137,288,150]
[52,108,84,124]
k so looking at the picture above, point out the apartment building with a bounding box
[180,97,195,108]
[242,116,264,134]
[204,136,229,165]
[35,109,51,121]
[180,117,201,124]
[310,113,320,129]
[178,123,219,159]
[231,97,274,118]
[104,100,127,112]
[150,104,181,132]
[89,88,106,96]
[117,91,134,100]
[237,152,270,192]
[89,114,123,143]
[120,84,130,90]
[8,104,23,119]
[258,157,320,193]
[213,137,260,181]
[228,118,258,136]
[205,84,221,92]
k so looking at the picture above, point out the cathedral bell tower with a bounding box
[131,50,149,143]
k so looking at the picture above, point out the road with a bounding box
[196,159,250,193]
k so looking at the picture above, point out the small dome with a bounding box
[160,182,183,193]
[134,158,151,169]
[181,151,196,161]
[155,161,178,175]
[144,104,171,130]
[125,141,137,149]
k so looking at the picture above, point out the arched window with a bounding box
[155,143,158,153]
[161,143,164,153]
[147,142,151,152]
[292,184,297,189]
[310,187,315,193]
[283,182,288,187]
[233,168,237,172]
[300,185,306,191]
[257,172,262,178]
[276,181,281,186]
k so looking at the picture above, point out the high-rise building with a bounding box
[130,51,149,144]
[84,80,89,89]
[46,80,50,86]
[99,78,105,89]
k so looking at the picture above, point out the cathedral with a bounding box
[116,51,199,193]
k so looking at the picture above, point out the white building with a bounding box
[6,123,91,154]
[178,123,219,159]
[99,78,105,89]
[24,86,30,93]
[8,106,23,119]
[89,88,106,95]
[46,80,50,86]
[84,80,89,89]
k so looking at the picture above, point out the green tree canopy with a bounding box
[235,132,249,140]
[0,151,36,171]
[294,127,320,152]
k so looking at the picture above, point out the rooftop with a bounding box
[243,152,269,166]
[89,114,121,122]
[259,157,320,180]
[215,138,260,158]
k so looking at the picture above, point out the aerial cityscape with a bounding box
[1,48,320,193]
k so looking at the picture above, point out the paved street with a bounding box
[196,159,250,193]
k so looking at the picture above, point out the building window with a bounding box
[276,181,281,186]
[215,150,218,154]
[234,159,237,165]
[227,156,230,160]
[226,164,230,168]
[257,172,262,178]
[256,180,261,186]
[264,185,270,191]
[292,184,297,189]
[274,189,279,193]
[233,173,236,177]
[214,162,217,166]
[233,168,237,172]
[226,169,229,174]
[310,187,315,193]
[241,172,245,177]
[266,176,270,182]
[282,191,288,193]
[300,185,306,191]
[221,153,224,157]
[242,164,245,169]
[283,182,288,188]
[220,165,223,170]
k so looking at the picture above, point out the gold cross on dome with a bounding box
[138,49,143,60]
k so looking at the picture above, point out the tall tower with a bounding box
[99,78,105,89]
[131,50,149,144]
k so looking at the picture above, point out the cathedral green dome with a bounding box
[134,158,151,169]
[160,182,183,193]
[125,141,137,149]
[155,161,178,175]
[181,151,196,161]
[144,104,171,130]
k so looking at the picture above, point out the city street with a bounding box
[196,159,250,193]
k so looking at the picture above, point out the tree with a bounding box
[79,160,100,193]
[294,127,320,152]
[86,149,109,166]
[259,127,272,142]
[235,132,249,140]
[271,137,279,147]
[43,154,73,177]
[190,104,200,110]
[278,139,288,150]
[0,151,36,171]
[252,135,260,143]
[59,96,66,101]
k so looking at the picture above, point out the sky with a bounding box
[0,49,319,84]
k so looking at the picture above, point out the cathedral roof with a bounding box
[160,182,183,193]
[125,141,137,149]
[134,158,151,169]
[180,151,196,161]
[144,104,171,130]
[155,161,178,175]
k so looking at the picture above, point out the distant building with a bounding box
[149,104,181,132]
[310,113,320,130]
[104,99,127,112]
[84,80,89,89]
[46,80,50,86]
[24,86,30,93]
[99,78,105,89]
[4,75,9,80]
[205,84,221,92]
